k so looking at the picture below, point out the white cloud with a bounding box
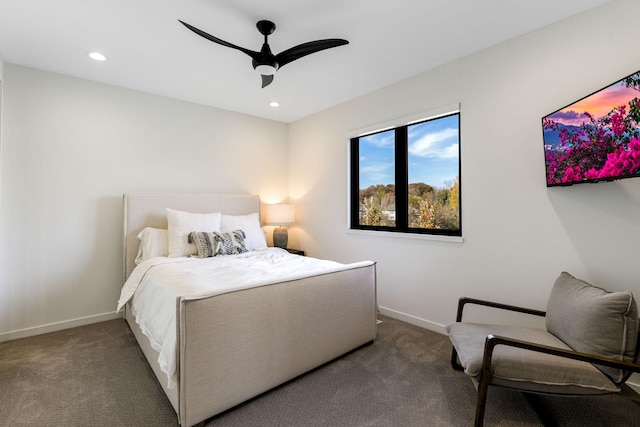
[440,143,459,158]
[363,131,394,148]
[361,162,393,182]
[408,128,459,158]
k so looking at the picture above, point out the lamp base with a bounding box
[273,226,288,249]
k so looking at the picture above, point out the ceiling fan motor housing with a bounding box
[252,35,279,75]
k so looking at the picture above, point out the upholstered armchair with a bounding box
[446,272,640,427]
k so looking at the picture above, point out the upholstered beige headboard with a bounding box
[123,193,261,281]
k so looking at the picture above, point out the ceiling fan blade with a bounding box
[261,74,274,88]
[275,39,348,68]
[178,20,260,60]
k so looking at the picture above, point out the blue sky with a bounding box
[358,114,459,189]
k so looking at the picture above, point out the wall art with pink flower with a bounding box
[542,70,640,186]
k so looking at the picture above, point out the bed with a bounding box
[119,192,377,427]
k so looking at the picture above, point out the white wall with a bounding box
[289,0,640,331]
[0,65,288,340]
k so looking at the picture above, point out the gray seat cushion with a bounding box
[546,272,638,382]
[446,322,619,395]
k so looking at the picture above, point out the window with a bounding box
[350,109,461,237]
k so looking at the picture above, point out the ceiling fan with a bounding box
[178,19,349,88]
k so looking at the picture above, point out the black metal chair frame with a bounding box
[450,297,640,427]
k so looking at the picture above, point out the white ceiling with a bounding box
[0,0,611,123]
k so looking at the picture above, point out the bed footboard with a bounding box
[177,262,377,427]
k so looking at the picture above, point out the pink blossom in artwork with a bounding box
[543,73,640,185]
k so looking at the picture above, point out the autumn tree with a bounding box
[449,177,459,211]
[362,197,381,226]
[416,199,437,229]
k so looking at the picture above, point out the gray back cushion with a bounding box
[546,272,638,382]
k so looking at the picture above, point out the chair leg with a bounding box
[621,383,640,406]
[474,373,490,427]
[451,348,464,371]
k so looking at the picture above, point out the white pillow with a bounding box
[221,212,267,251]
[166,208,222,257]
[135,227,169,264]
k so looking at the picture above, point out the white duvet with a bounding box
[116,248,373,388]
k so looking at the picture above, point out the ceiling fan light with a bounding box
[255,64,277,75]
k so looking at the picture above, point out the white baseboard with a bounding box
[378,305,447,335]
[0,311,122,343]
[377,306,640,392]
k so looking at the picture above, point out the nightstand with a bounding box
[285,248,305,256]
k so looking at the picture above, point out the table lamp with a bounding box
[266,203,295,248]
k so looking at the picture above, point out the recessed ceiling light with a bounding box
[88,52,106,61]
[269,101,280,107]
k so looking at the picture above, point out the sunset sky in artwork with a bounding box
[548,78,639,126]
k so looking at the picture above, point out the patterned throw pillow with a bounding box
[188,230,248,257]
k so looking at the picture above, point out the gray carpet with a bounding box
[1,315,639,426]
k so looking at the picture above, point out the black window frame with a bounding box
[349,112,462,237]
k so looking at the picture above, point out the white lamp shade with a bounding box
[266,203,295,225]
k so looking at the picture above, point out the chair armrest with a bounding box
[470,334,640,427]
[456,297,546,322]
[481,334,640,377]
